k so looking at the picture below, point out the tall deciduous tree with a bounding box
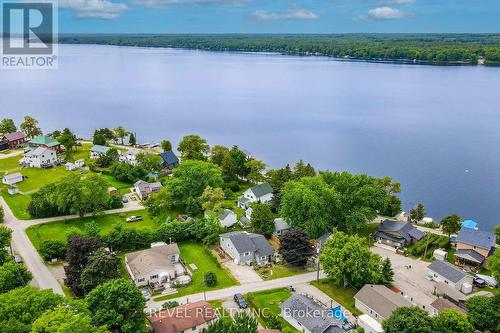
[178,134,209,160]
[465,295,500,332]
[246,159,266,183]
[85,279,146,333]
[201,186,225,212]
[57,128,77,159]
[113,126,128,144]
[161,139,172,152]
[209,145,229,166]
[0,225,12,265]
[145,187,173,217]
[0,118,16,134]
[440,214,462,239]
[31,304,110,333]
[250,203,274,238]
[432,309,474,333]
[279,228,314,267]
[20,116,42,138]
[136,153,162,171]
[80,248,121,293]
[382,307,433,333]
[0,261,32,293]
[409,203,426,223]
[320,231,385,288]
[488,248,500,281]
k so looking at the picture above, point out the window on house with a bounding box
[151,275,158,279]
[137,278,145,283]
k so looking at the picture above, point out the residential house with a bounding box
[374,220,426,248]
[125,243,187,287]
[20,147,58,168]
[219,209,237,228]
[454,227,496,267]
[65,159,84,171]
[429,298,467,316]
[219,232,275,266]
[273,218,290,236]
[134,180,163,200]
[427,260,473,293]
[0,131,26,150]
[357,314,384,333]
[280,294,346,333]
[354,284,413,323]
[314,233,332,254]
[148,300,216,333]
[120,148,141,165]
[160,151,179,170]
[237,182,273,209]
[90,145,111,159]
[2,172,23,186]
[26,135,62,153]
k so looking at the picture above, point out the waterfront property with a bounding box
[219,231,275,266]
[427,260,473,294]
[19,147,58,168]
[0,131,26,150]
[354,284,413,323]
[90,145,111,159]
[134,180,163,200]
[26,135,62,153]
[237,182,273,209]
[160,150,179,170]
[281,294,346,333]
[125,242,190,289]
[119,148,141,165]
[454,227,496,267]
[374,219,426,248]
[148,300,216,333]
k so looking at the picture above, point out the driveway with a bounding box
[223,260,263,284]
[371,246,436,310]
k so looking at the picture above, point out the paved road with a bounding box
[0,150,23,160]
[146,270,326,312]
[0,196,145,295]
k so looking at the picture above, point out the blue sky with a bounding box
[58,0,500,33]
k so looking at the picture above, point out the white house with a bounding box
[427,260,473,293]
[90,145,111,159]
[357,314,384,333]
[273,218,290,236]
[237,182,273,209]
[125,243,186,287]
[2,172,23,186]
[219,232,275,266]
[219,209,237,228]
[119,149,141,165]
[134,180,163,200]
[19,147,58,168]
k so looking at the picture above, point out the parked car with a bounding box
[287,285,296,292]
[126,215,143,223]
[141,289,151,301]
[473,277,486,288]
[122,195,129,203]
[234,293,248,309]
[342,320,355,331]
[13,255,23,264]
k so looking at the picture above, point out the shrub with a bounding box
[161,301,179,310]
[204,271,217,287]
[39,240,67,261]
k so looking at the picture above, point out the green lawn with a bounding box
[26,210,154,250]
[255,264,308,280]
[1,190,32,220]
[153,242,238,301]
[245,288,298,332]
[310,279,362,315]
[0,155,22,170]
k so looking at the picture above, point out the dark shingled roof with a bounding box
[454,249,485,264]
[377,220,426,242]
[249,182,273,198]
[457,228,496,250]
[3,131,25,142]
[160,150,179,164]
[428,260,468,283]
[220,232,274,257]
[430,298,467,314]
[281,294,345,333]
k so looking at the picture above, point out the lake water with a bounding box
[1,44,499,231]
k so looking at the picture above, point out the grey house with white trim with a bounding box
[375,219,426,248]
[354,284,413,323]
[237,182,273,209]
[281,294,346,333]
[219,232,275,266]
[427,260,473,293]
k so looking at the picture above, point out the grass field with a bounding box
[153,242,238,301]
[26,210,154,250]
[1,190,32,220]
[310,279,361,315]
[255,264,308,280]
[245,288,298,332]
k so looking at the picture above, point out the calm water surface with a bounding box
[1,44,499,231]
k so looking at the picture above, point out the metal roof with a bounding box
[457,227,496,250]
[428,260,468,283]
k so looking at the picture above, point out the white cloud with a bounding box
[365,6,413,20]
[60,0,128,19]
[132,0,246,9]
[252,8,320,21]
[378,0,415,4]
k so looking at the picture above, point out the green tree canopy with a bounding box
[488,248,500,281]
[409,203,426,223]
[20,115,41,138]
[113,126,128,144]
[201,186,225,212]
[246,159,266,183]
[278,228,314,267]
[0,261,32,293]
[0,118,16,134]
[465,295,500,331]
[440,214,462,238]
[31,304,110,333]
[161,140,172,152]
[178,134,209,160]
[80,248,121,293]
[250,203,274,238]
[432,309,474,333]
[382,307,433,333]
[85,279,146,333]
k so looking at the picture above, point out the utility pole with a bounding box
[316,260,320,282]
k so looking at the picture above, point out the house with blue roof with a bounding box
[159,150,179,170]
[90,145,111,159]
[455,227,496,267]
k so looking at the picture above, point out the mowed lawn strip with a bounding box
[310,279,362,315]
[255,264,308,280]
[153,242,238,302]
[1,190,32,220]
[26,210,155,250]
[245,288,298,332]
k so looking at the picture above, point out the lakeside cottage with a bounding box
[160,150,180,170]
[20,147,58,168]
[237,182,273,209]
[0,131,26,151]
[374,219,426,248]
[26,135,62,153]
[134,180,163,200]
[219,231,275,266]
[119,148,141,165]
[454,227,496,267]
[427,260,473,293]
[90,145,111,159]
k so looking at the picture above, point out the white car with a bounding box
[126,215,143,223]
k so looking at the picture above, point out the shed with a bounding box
[433,249,448,261]
[357,314,384,333]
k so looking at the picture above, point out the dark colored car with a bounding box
[234,293,248,309]
[473,277,486,288]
